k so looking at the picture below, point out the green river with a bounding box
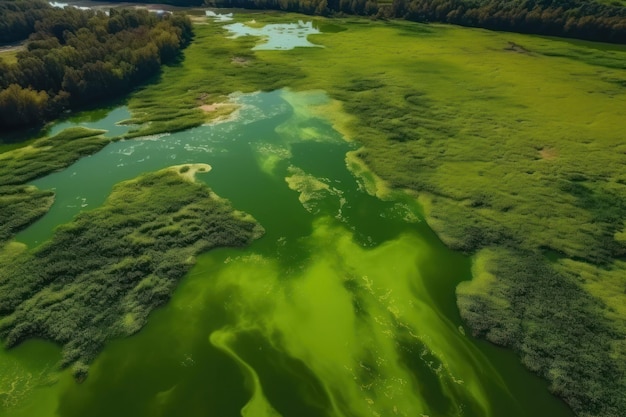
[0,88,573,417]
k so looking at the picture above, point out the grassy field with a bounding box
[123,15,626,416]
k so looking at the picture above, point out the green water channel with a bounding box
[1,89,572,417]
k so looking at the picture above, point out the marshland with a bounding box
[1,2,626,417]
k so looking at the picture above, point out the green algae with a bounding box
[165,219,509,417]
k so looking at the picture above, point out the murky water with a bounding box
[1,89,572,417]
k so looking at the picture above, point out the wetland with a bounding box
[1,7,626,417]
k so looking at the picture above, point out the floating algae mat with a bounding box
[2,90,572,417]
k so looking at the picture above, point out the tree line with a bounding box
[203,0,626,42]
[0,0,51,43]
[393,0,626,44]
[209,0,378,16]
[0,2,193,130]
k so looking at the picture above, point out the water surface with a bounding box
[224,21,322,50]
[3,89,572,417]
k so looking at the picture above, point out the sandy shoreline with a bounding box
[170,163,212,182]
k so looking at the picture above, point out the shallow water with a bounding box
[206,10,234,22]
[46,106,132,138]
[224,21,321,50]
[3,89,572,417]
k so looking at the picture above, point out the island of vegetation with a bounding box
[0,1,193,130]
[0,164,263,379]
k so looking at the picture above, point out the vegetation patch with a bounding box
[0,185,53,244]
[0,166,263,378]
[0,127,109,186]
[124,16,306,136]
[458,248,624,416]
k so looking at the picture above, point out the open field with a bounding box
[0,49,19,65]
[0,41,24,65]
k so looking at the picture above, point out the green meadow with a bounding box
[124,15,626,416]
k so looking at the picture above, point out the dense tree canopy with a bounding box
[0,0,51,43]
[205,0,626,42]
[394,0,626,43]
[0,3,193,130]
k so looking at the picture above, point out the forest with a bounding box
[206,0,626,43]
[0,0,51,43]
[394,0,626,44]
[0,1,193,130]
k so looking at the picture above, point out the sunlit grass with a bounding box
[0,49,19,65]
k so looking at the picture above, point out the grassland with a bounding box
[0,165,263,378]
[122,15,626,416]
